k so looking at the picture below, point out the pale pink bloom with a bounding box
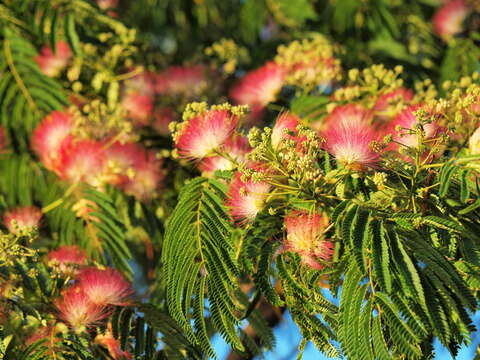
[58,139,106,187]
[47,245,87,273]
[95,324,132,360]
[226,169,271,224]
[324,104,371,130]
[152,107,176,136]
[103,141,147,186]
[175,109,239,159]
[433,0,470,41]
[34,41,72,77]
[198,135,251,174]
[31,110,73,173]
[55,286,107,331]
[271,112,302,149]
[121,92,154,127]
[123,70,156,96]
[374,88,414,115]
[284,211,333,270]
[155,65,208,96]
[469,126,480,154]
[322,118,380,170]
[3,206,42,235]
[389,105,442,149]
[120,151,164,201]
[77,267,133,306]
[230,62,286,124]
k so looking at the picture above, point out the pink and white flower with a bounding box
[155,65,208,96]
[284,211,333,270]
[121,92,154,127]
[120,151,164,201]
[433,0,470,41]
[3,206,42,235]
[230,62,286,124]
[322,117,380,171]
[31,110,73,173]
[58,139,106,187]
[34,41,72,77]
[271,112,302,149]
[198,135,251,174]
[48,245,87,273]
[374,88,414,116]
[55,286,107,331]
[226,169,271,224]
[76,267,133,306]
[174,109,239,159]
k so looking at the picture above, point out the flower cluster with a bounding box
[31,109,164,201]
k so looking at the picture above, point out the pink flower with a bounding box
[55,286,108,331]
[322,116,380,171]
[103,141,147,186]
[433,0,470,41]
[34,41,72,77]
[374,88,414,115]
[230,62,286,124]
[77,267,133,306]
[271,112,302,149]
[95,324,132,360]
[324,104,371,129]
[58,139,106,187]
[226,169,271,224]
[48,245,87,273]
[152,107,176,136]
[120,151,164,201]
[97,0,119,9]
[155,65,208,96]
[284,211,333,270]
[123,70,156,96]
[31,110,73,173]
[198,135,251,174]
[3,206,42,235]
[121,92,154,127]
[389,105,442,148]
[468,126,480,155]
[174,109,239,159]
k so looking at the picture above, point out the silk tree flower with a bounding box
[95,324,133,360]
[77,267,133,306]
[173,108,240,159]
[31,110,73,173]
[322,117,380,171]
[271,112,302,149]
[152,107,176,136]
[47,245,87,274]
[389,105,442,149]
[103,141,147,186]
[3,206,42,235]
[54,286,108,332]
[229,61,286,125]
[433,0,470,41]
[226,169,272,224]
[34,41,72,77]
[121,92,154,127]
[284,211,334,270]
[469,126,480,154]
[198,135,251,174]
[155,65,208,97]
[374,88,414,120]
[57,139,106,187]
[120,151,164,201]
[123,70,156,96]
